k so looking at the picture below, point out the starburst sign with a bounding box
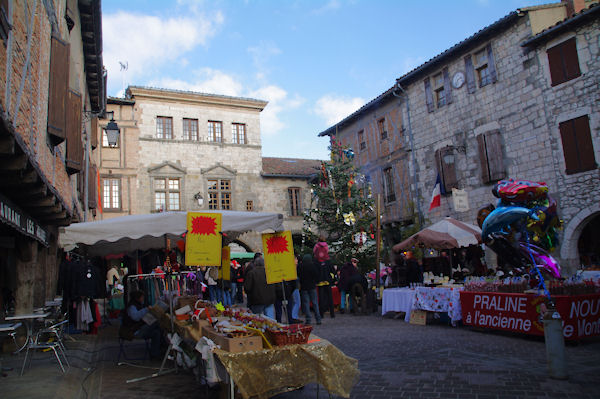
[266,235,289,254]
[190,216,217,235]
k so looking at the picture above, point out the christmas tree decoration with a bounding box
[343,212,356,226]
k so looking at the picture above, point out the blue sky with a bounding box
[102,0,552,160]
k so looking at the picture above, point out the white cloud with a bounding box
[249,85,304,137]
[314,95,365,126]
[103,9,224,87]
[149,68,243,97]
[247,41,281,81]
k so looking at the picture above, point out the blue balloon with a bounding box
[482,206,535,241]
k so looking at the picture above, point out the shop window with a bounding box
[208,121,222,143]
[154,177,180,211]
[476,130,505,184]
[208,179,231,210]
[156,116,173,139]
[559,115,596,175]
[232,123,246,144]
[358,130,366,151]
[183,118,199,141]
[382,167,396,203]
[103,178,120,210]
[288,187,301,216]
[547,38,581,86]
[435,147,458,193]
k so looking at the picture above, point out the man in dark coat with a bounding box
[244,257,276,318]
[405,251,423,285]
[297,254,322,325]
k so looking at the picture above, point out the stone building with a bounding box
[318,0,599,273]
[0,0,104,312]
[96,87,320,250]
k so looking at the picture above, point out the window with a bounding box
[382,168,396,203]
[288,187,301,216]
[433,72,446,108]
[232,123,246,144]
[378,119,387,140]
[358,130,366,150]
[246,200,253,211]
[474,49,491,87]
[559,115,596,175]
[208,179,231,210]
[156,117,173,139]
[102,178,120,210]
[435,147,458,193]
[477,130,505,183]
[154,177,180,211]
[547,38,581,86]
[208,121,222,143]
[183,118,199,140]
[102,129,119,147]
[0,0,11,45]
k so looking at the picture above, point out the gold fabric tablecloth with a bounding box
[214,334,359,399]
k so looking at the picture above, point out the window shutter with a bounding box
[573,115,596,172]
[547,45,565,86]
[89,164,97,209]
[485,130,505,181]
[66,90,83,175]
[486,43,497,83]
[443,67,453,104]
[441,147,458,191]
[477,134,491,183]
[90,116,98,150]
[424,78,434,113]
[47,37,70,146]
[559,119,579,174]
[561,38,581,81]
[464,55,476,93]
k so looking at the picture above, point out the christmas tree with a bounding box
[303,137,376,271]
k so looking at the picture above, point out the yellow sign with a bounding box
[262,231,297,284]
[219,246,231,280]
[185,212,222,266]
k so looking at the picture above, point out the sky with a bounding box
[102,0,553,160]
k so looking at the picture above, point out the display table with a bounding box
[381,288,415,322]
[460,291,600,340]
[215,335,359,399]
[413,287,463,325]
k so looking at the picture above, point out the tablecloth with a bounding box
[381,288,416,322]
[413,287,463,324]
[215,335,359,399]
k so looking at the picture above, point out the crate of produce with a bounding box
[266,324,313,346]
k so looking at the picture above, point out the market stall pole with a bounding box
[375,194,381,299]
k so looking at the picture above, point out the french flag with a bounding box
[429,173,445,211]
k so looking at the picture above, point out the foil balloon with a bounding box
[482,206,535,241]
[492,179,548,203]
[518,242,561,278]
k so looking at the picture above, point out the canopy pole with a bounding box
[375,194,381,298]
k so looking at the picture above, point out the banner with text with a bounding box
[262,230,296,284]
[460,291,600,340]
[185,212,222,266]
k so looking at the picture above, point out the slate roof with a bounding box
[262,157,322,178]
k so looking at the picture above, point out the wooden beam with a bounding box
[10,184,48,199]
[20,196,57,207]
[0,169,38,186]
[38,210,67,221]
[34,204,63,216]
[0,136,15,155]
[0,154,28,170]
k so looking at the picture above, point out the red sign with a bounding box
[460,292,600,340]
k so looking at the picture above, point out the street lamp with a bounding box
[194,193,204,207]
[105,111,120,147]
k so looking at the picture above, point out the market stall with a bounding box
[381,286,463,325]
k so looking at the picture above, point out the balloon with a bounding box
[518,242,561,279]
[492,179,548,203]
[482,206,535,241]
[477,204,495,228]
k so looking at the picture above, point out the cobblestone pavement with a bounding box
[2,312,599,398]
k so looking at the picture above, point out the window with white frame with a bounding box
[154,177,180,211]
[102,178,120,210]
[208,121,223,143]
[183,118,199,140]
[156,116,173,139]
[208,179,231,210]
[232,123,246,144]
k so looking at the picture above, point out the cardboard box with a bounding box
[201,326,263,353]
[409,309,427,325]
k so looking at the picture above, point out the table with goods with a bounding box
[150,296,359,399]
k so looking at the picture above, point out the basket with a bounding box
[266,324,313,346]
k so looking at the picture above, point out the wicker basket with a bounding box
[266,324,313,346]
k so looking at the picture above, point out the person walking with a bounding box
[314,239,335,318]
[338,258,359,314]
[298,254,321,325]
[243,257,276,319]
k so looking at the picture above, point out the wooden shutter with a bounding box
[66,90,82,174]
[476,134,491,183]
[424,78,434,113]
[90,116,98,150]
[559,119,578,174]
[486,43,497,84]
[442,67,452,104]
[547,44,565,86]
[88,164,97,209]
[47,37,70,146]
[434,148,457,192]
[573,115,596,172]
[562,38,581,81]
[464,55,476,93]
[485,130,505,181]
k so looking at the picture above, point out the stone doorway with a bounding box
[577,214,600,269]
